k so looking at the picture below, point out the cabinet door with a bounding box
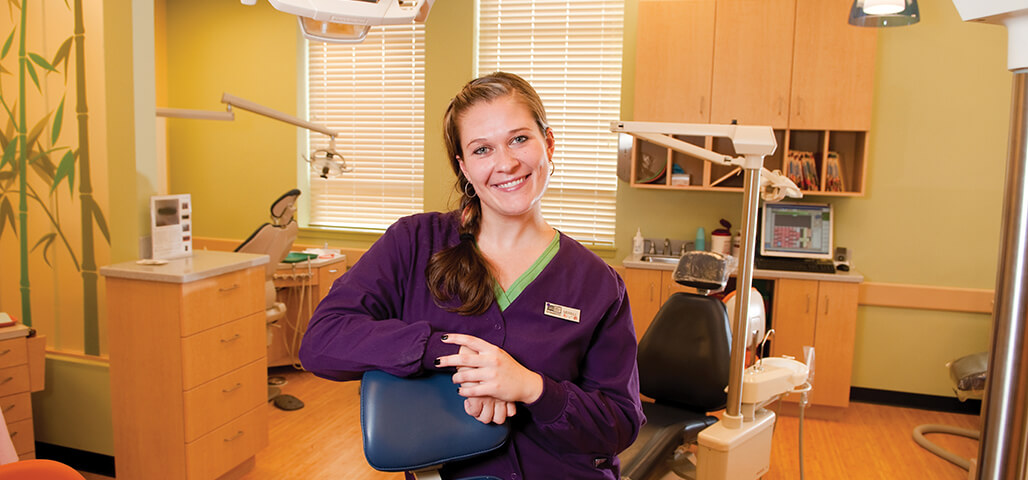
[770,278,818,363]
[634,0,716,123]
[789,0,877,130]
[710,0,796,128]
[623,268,663,341]
[810,281,858,407]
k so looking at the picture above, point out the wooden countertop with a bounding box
[622,254,863,283]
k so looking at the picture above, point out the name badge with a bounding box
[544,302,581,323]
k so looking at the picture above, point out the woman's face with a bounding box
[457,95,555,221]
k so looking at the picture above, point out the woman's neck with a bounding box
[475,211,556,290]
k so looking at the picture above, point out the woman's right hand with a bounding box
[463,394,518,425]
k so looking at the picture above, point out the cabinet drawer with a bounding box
[183,360,266,442]
[181,313,265,390]
[7,418,34,455]
[180,268,263,336]
[318,263,346,299]
[0,339,27,370]
[0,392,32,424]
[0,366,30,398]
[185,405,267,480]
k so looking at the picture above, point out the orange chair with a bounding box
[0,459,86,479]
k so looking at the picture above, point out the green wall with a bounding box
[165,0,1011,397]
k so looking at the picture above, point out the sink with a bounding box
[639,255,681,265]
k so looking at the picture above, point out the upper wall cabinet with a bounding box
[790,0,878,130]
[631,0,877,197]
[634,0,716,123]
[710,0,797,129]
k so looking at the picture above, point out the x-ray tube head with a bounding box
[248,0,434,44]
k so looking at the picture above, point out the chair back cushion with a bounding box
[360,370,510,472]
[637,292,732,412]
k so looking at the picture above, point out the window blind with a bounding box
[477,0,624,245]
[307,24,425,231]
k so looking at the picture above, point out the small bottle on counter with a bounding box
[633,228,645,255]
[695,227,706,251]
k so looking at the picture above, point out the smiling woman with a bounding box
[299,72,644,479]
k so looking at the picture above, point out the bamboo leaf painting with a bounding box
[0,196,14,238]
[51,36,71,81]
[50,97,63,144]
[26,111,50,148]
[0,136,14,170]
[1,30,12,59]
[30,232,56,267]
[24,57,39,91]
[89,199,108,243]
[50,149,73,196]
[28,52,55,72]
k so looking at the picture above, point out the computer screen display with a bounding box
[759,202,833,260]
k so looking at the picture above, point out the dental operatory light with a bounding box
[244,0,434,44]
[848,0,920,27]
[157,93,351,178]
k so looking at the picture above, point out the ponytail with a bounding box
[426,194,495,315]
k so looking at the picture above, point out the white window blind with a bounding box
[477,0,624,245]
[307,25,425,231]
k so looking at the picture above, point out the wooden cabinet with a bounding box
[0,335,45,460]
[632,0,875,196]
[771,278,858,408]
[623,268,663,340]
[710,0,797,128]
[790,0,877,130]
[634,0,716,123]
[103,252,269,480]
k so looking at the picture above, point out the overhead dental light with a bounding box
[848,0,920,27]
[243,0,435,44]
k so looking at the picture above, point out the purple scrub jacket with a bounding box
[299,212,644,479]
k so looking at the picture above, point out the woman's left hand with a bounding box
[437,333,544,404]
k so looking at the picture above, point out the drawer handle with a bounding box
[0,349,10,357]
[224,430,244,442]
[328,269,338,274]
[2,404,14,413]
[218,283,240,293]
[0,377,13,386]
[8,431,15,439]
[220,334,241,343]
[222,382,242,393]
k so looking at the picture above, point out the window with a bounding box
[306,25,425,231]
[477,0,624,245]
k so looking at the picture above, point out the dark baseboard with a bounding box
[35,442,115,477]
[851,387,982,415]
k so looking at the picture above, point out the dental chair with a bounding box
[619,251,735,480]
[235,189,301,403]
[360,370,509,480]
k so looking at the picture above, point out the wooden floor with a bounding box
[82,367,981,479]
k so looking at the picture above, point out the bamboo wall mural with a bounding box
[0,1,109,356]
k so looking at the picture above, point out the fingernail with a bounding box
[441,334,448,340]
[434,358,440,366]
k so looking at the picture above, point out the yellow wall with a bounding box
[162,0,1010,401]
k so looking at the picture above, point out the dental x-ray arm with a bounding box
[610,120,802,432]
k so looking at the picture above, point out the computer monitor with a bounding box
[759,202,833,260]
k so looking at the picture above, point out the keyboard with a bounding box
[754,256,836,274]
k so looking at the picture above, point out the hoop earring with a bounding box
[463,181,477,198]
[549,159,556,177]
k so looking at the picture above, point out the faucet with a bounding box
[662,238,671,256]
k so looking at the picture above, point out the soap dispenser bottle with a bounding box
[633,228,645,255]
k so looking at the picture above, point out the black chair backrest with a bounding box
[637,292,732,412]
